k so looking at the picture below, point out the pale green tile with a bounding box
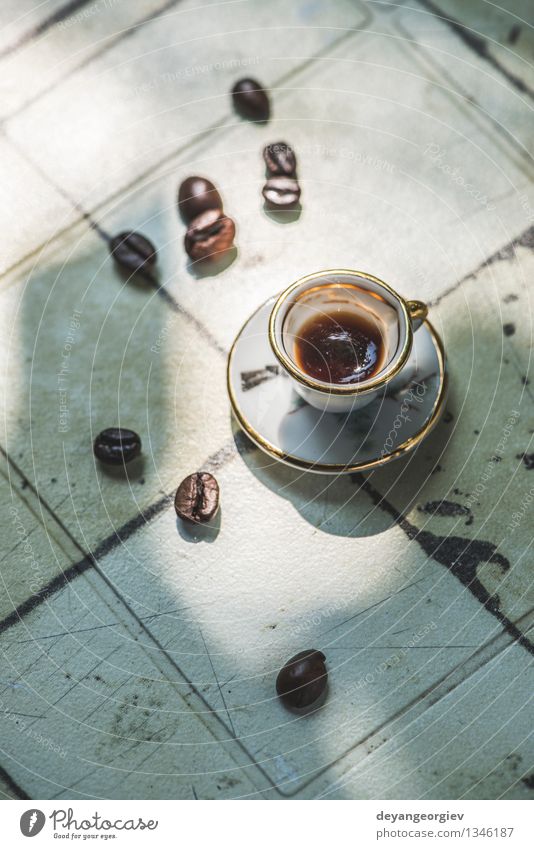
[95,19,534,355]
[397,3,534,158]
[96,445,508,794]
[0,223,229,554]
[0,136,77,277]
[0,564,271,799]
[0,1,66,53]
[0,0,181,118]
[317,644,534,799]
[421,0,534,90]
[6,0,370,209]
[374,246,534,627]
[0,452,80,622]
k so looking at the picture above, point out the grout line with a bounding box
[79,212,228,357]
[0,0,94,60]
[417,0,534,100]
[1,0,531,298]
[0,25,367,361]
[0,434,284,793]
[0,21,362,285]
[429,222,534,306]
[4,0,528,305]
[91,220,227,357]
[149,284,228,357]
[1,0,185,120]
[0,554,94,637]
[393,15,534,168]
[0,0,531,795]
[0,130,228,358]
[323,628,534,798]
[283,607,534,798]
[0,435,244,637]
[0,474,165,636]
[66,24,363,217]
[356,473,534,656]
[2,428,532,797]
[3,0,361,126]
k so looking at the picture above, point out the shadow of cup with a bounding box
[231,379,453,541]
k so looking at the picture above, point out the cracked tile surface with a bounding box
[0,0,532,799]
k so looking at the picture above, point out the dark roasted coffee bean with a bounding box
[184,208,235,261]
[232,78,270,122]
[262,176,301,209]
[276,649,327,710]
[175,472,219,523]
[93,428,142,465]
[109,232,156,276]
[178,176,223,223]
[263,142,297,177]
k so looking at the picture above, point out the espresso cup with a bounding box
[268,269,428,413]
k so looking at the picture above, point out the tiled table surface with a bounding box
[0,0,533,800]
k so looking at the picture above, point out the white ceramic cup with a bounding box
[268,269,428,413]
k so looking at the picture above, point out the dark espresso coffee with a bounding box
[294,309,385,384]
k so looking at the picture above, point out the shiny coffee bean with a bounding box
[93,428,142,465]
[175,472,220,523]
[184,208,235,261]
[262,176,301,209]
[263,142,297,177]
[109,232,157,276]
[178,176,223,223]
[231,78,270,122]
[276,649,327,710]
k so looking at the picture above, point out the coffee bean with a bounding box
[276,649,327,710]
[184,208,235,261]
[262,176,301,209]
[232,78,270,122]
[263,142,297,177]
[175,472,220,523]
[109,232,157,277]
[520,452,534,470]
[93,428,142,465]
[178,176,223,223]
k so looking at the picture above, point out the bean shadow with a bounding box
[186,245,238,278]
[176,508,221,543]
[263,203,302,224]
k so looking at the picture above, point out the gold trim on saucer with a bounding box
[268,269,426,397]
[227,297,448,474]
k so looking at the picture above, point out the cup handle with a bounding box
[407,300,428,331]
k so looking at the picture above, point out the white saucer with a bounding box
[227,297,447,474]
